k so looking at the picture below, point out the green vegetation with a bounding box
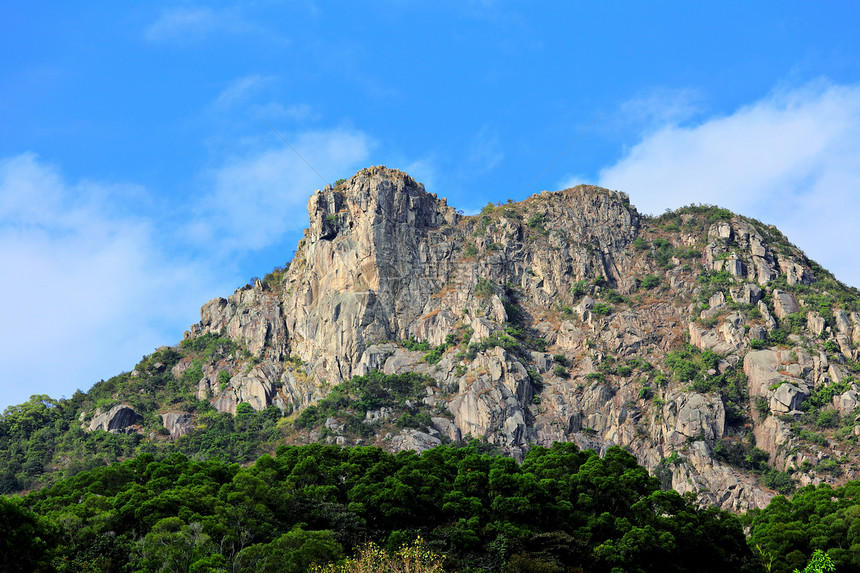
[664,344,750,426]
[591,302,611,316]
[526,212,549,236]
[475,277,496,298]
[713,438,795,495]
[640,274,661,290]
[744,481,860,573]
[570,280,588,300]
[295,371,436,436]
[0,332,259,493]
[645,237,701,270]
[4,442,762,572]
[312,538,444,573]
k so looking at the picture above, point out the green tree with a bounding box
[0,496,55,572]
[794,550,836,573]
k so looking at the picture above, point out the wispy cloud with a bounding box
[0,127,372,411]
[213,75,274,109]
[189,128,373,252]
[614,87,705,133]
[255,102,319,123]
[599,82,860,287]
[144,6,253,42]
[0,154,224,410]
[556,172,591,191]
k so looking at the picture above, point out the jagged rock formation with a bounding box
[88,166,860,512]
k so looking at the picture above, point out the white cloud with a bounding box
[144,6,254,42]
[255,102,319,123]
[213,75,274,109]
[0,154,223,412]
[556,173,591,191]
[614,87,705,133]
[599,82,860,288]
[190,128,372,252]
[0,127,371,412]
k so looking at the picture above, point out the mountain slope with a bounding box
[3,166,860,511]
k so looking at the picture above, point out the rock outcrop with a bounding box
[161,412,194,439]
[162,166,860,511]
[88,405,142,433]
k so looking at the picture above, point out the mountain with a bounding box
[3,166,860,512]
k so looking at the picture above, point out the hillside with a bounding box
[3,166,860,512]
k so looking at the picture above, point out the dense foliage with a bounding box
[0,333,274,494]
[744,481,860,573]
[2,442,761,573]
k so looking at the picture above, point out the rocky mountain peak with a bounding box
[306,166,458,244]
[66,167,860,512]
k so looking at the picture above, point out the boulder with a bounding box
[88,405,142,433]
[662,392,725,446]
[161,412,194,439]
[772,290,799,319]
[431,417,462,441]
[389,429,441,452]
[835,391,859,416]
[807,312,826,337]
[770,382,809,413]
[729,283,762,305]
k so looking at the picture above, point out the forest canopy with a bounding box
[0,441,768,573]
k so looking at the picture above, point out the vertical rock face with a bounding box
[282,168,460,382]
[161,412,194,439]
[172,165,860,512]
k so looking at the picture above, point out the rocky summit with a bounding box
[38,166,860,511]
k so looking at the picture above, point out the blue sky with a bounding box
[3,2,860,411]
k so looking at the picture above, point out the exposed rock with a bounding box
[757,301,776,330]
[772,289,799,319]
[389,429,442,452]
[161,412,194,439]
[661,392,725,446]
[749,325,767,341]
[448,347,531,448]
[689,323,735,355]
[807,312,826,337]
[356,344,398,376]
[835,391,859,416]
[729,283,762,305]
[88,405,142,433]
[770,383,809,413]
[169,167,856,510]
[744,349,810,400]
[431,417,462,441]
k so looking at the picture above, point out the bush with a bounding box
[401,336,430,351]
[603,289,624,303]
[762,468,795,495]
[640,275,660,290]
[570,280,588,299]
[591,303,611,316]
[475,278,495,298]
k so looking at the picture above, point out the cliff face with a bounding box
[172,166,860,512]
